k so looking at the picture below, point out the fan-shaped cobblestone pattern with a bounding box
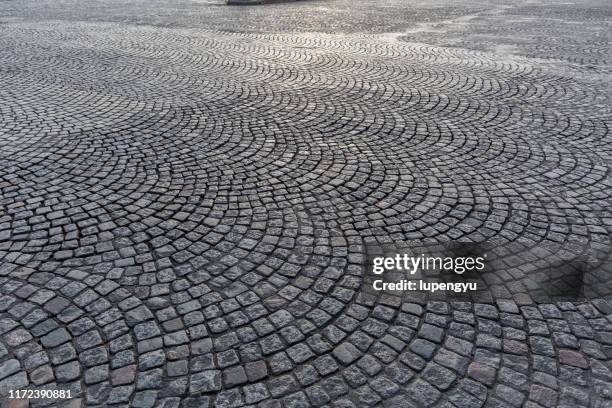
[1,0,611,407]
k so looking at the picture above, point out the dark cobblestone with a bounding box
[0,0,611,406]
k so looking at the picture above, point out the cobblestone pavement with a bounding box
[1,0,612,407]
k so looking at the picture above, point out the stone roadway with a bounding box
[0,0,611,407]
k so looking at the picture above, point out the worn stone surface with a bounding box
[0,0,611,407]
